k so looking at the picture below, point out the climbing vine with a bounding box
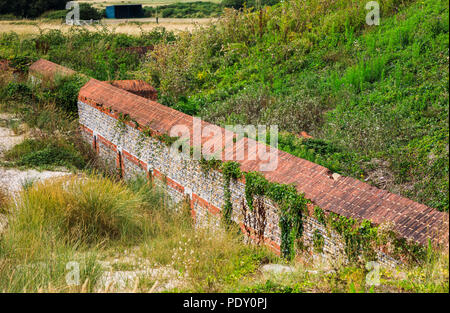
[307,208,427,265]
[313,206,326,225]
[156,133,180,147]
[326,212,379,262]
[244,171,309,260]
[221,161,241,225]
[199,156,221,172]
[114,112,131,141]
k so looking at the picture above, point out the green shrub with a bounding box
[40,10,67,20]
[4,138,85,170]
[79,3,103,20]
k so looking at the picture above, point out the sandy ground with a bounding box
[0,18,214,35]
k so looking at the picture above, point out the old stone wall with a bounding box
[78,99,400,268]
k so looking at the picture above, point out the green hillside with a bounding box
[137,0,449,211]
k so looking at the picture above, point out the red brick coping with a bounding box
[29,59,76,80]
[78,78,449,246]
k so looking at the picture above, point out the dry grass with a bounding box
[0,18,214,35]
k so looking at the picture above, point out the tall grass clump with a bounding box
[124,177,275,292]
[0,174,152,292]
[2,175,146,257]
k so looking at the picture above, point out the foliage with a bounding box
[221,161,241,225]
[3,137,85,170]
[10,175,147,245]
[327,213,379,262]
[0,27,175,82]
[0,0,67,18]
[312,229,324,253]
[40,3,104,20]
[144,2,223,18]
[244,171,308,259]
[222,0,280,10]
[78,3,103,20]
[137,0,449,212]
[313,206,326,225]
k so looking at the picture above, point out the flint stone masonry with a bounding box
[28,59,449,266]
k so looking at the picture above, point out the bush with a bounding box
[222,0,245,9]
[222,0,280,10]
[4,138,86,170]
[144,2,223,18]
[79,3,103,20]
[40,74,88,113]
[40,9,67,20]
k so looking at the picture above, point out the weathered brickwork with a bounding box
[78,98,406,268]
[25,58,447,268]
[78,100,284,252]
[21,56,438,270]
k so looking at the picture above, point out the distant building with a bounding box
[105,4,144,19]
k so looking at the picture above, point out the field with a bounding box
[0,18,214,35]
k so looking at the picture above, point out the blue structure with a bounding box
[105,4,144,19]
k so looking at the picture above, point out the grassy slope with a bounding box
[139,0,449,211]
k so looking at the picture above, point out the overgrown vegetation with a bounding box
[0,174,447,292]
[3,137,85,170]
[0,75,94,171]
[0,27,175,81]
[244,171,308,259]
[0,174,275,292]
[0,0,448,293]
[137,0,449,211]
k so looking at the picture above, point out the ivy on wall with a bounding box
[313,229,325,253]
[107,108,428,264]
[244,171,309,260]
[313,207,427,264]
[221,161,241,225]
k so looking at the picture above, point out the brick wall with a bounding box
[77,98,403,267]
[28,59,446,267]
